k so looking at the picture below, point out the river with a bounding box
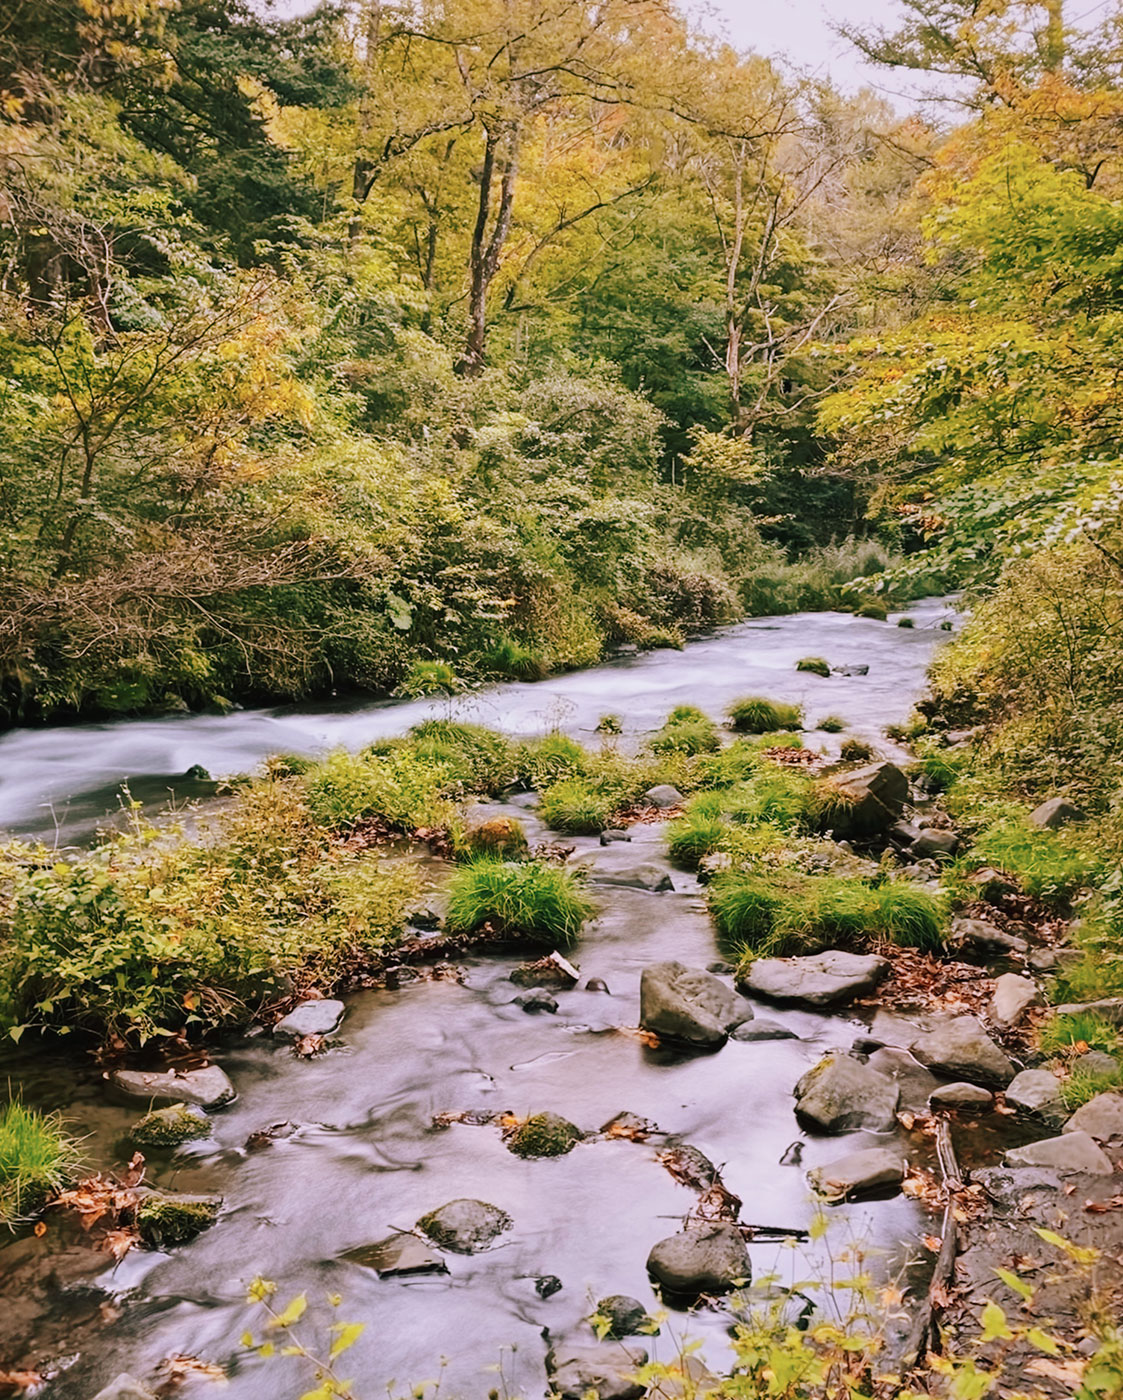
[0,598,959,1399]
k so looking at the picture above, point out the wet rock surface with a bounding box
[794,1055,900,1133]
[593,1295,654,1338]
[1005,1069,1065,1120]
[1004,1131,1114,1175]
[639,961,752,1047]
[273,998,345,1041]
[110,1064,235,1109]
[417,1199,512,1254]
[547,1342,648,1400]
[646,1224,750,1296]
[911,1015,1016,1088]
[808,1147,907,1201]
[343,1232,447,1276]
[929,1082,994,1110]
[743,950,889,1007]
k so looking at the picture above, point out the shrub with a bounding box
[796,656,831,678]
[398,660,462,697]
[409,721,518,796]
[727,697,803,733]
[856,600,888,621]
[0,1101,79,1225]
[817,715,846,733]
[539,777,621,834]
[305,749,454,832]
[839,736,874,763]
[517,732,587,789]
[444,859,594,947]
[897,616,915,628]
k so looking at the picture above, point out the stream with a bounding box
[0,598,960,1399]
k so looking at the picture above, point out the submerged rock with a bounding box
[911,1015,1016,1088]
[1064,1092,1123,1144]
[808,1147,907,1201]
[731,1018,799,1042]
[131,1103,212,1148]
[794,1055,899,1133]
[513,989,559,1014]
[929,1082,994,1110]
[647,1223,750,1296]
[592,864,674,893]
[273,998,345,1042]
[536,1274,563,1298]
[506,1112,582,1158]
[134,1190,221,1248]
[510,952,580,989]
[600,830,632,845]
[343,1232,447,1276]
[639,961,752,1047]
[1004,1131,1114,1175]
[547,1342,648,1400]
[742,950,888,1007]
[111,1064,235,1109]
[416,1199,512,1254]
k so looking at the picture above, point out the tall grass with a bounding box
[444,860,594,947]
[957,818,1100,903]
[727,697,804,733]
[0,1101,80,1225]
[539,777,622,834]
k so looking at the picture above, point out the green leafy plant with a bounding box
[0,1100,81,1226]
[444,859,594,947]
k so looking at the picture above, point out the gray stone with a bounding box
[417,1199,512,1254]
[833,664,869,677]
[644,785,684,809]
[273,998,345,1041]
[743,950,888,1007]
[1077,1050,1120,1077]
[822,761,910,838]
[697,851,734,884]
[808,1147,907,1201]
[600,829,632,845]
[888,820,923,849]
[133,1190,221,1247]
[594,1295,652,1339]
[110,1064,235,1109]
[971,1166,1063,1206]
[592,863,674,892]
[731,1018,799,1042]
[863,1008,933,1051]
[794,1055,900,1133]
[1030,797,1083,830]
[965,867,1019,902]
[990,973,1039,1027]
[911,1015,1016,1088]
[953,918,1028,956]
[1064,1092,1123,1143]
[1055,998,1123,1025]
[639,961,752,1047]
[514,989,559,1014]
[537,1275,563,1298]
[1005,1069,1065,1120]
[343,1232,447,1276]
[92,1376,157,1400]
[866,1047,942,1113]
[910,829,959,860]
[646,1224,750,1295]
[1004,1131,1114,1175]
[547,1343,648,1400]
[510,952,580,988]
[929,1082,994,1109]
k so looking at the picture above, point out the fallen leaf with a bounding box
[0,1370,45,1395]
[32,1221,46,1238]
[158,1355,227,1385]
[102,1227,139,1261]
[1025,1359,1086,1384]
[922,1234,943,1252]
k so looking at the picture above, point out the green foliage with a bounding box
[517,733,588,790]
[135,1192,220,1248]
[0,1101,80,1226]
[131,1103,212,1149]
[458,817,530,862]
[408,721,519,796]
[1060,1061,1123,1112]
[1038,1012,1122,1060]
[538,778,621,835]
[444,860,594,947]
[838,737,874,763]
[667,811,728,869]
[816,715,845,733]
[855,600,888,621]
[505,1113,581,1159]
[728,697,804,733]
[796,657,831,678]
[958,818,1100,904]
[648,708,721,756]
[305,749,454,833]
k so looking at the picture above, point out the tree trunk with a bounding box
[456,123,518,378]
[1042,0,1065,73]
[349,0,382,248]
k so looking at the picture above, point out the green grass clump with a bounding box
[796,657,831,678]
[305,748,454,832]
[667,810,728,869]
[1060,1062,1123,1111]
[817,715,846,733]
[444,859,594,947]
[398,660,461,697]
[0,1101,79,1225]
[856,600,888,621]
[481,637,548,681]
[539,777,621,834]
[897,617,915,628]
[649,707,720,756]
[409,721,518,795]
[459,816,530,861]
[727,697,804,733]
[958,817,1100,903]
[517,732,588,789]
[913,747,963,793]
[1038,1011,1122,1059]
[839,737,874,763]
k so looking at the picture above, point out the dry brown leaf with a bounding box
[1025,1359,1086,1384]
[922,1234,943,1252]
[32,1221,46,1238]
[158,1355,227,1385]
[102,1227,140,1261]
[0,1370,45,1395]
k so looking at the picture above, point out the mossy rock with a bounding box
[796,657,831,678]
[135,1191,221,1248]
[856,601,888,621]
[131,1103,212,1148]
[464,816,530,861]
[506,1112,582,1159]
[838,737,874,763]
[897,617,915,628]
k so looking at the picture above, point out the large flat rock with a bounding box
[110,1064,235,1109]
[647,1224,750,1295]
[547,1343,648,1400]
[743,950,889,1007]
[417,1199,512,1254]
[1064,1092,1123,1143]
[1005,1069,1065,1120]
[273,998,345,1041]
[808,1147,907,1201]
[1004,1131,1114,1175]
[794,1055,900,1133]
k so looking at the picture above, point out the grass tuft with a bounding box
[539,777,621,834]
[444,859,594,947]
[0,1101,80,1225]
[817,715,846,733]
[727,697,804,733]
[796,656,831,678]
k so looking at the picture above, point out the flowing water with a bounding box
[0,599,959,1398]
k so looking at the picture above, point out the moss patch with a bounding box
[135,1191,221,1247]
[506,1112,582,1158]
[131,1102,212,1148]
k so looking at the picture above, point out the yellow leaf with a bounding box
[268,1293,307,1329]
[329,1323,365,1359]
[980,1300,1013,1342]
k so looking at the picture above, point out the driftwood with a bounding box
[903,1116,962,1370]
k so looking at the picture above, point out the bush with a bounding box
[517,732,587,789]
[398,660,462,697]
[539,777,621,834]
[796,656,831,678]
[856,600,888,620]
[817,715,846,733]
[444,860,594,947]
[727,697,803,733]
[481,637,548,681]
[409,721,518,796]
[0,1101,79,1225]
[305,749,454,832]
[897,616,915,628]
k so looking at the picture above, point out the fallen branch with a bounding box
[902,1115,961,1370]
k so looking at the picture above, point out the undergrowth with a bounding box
[444,860,594,947]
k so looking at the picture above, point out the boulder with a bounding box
[594,1295,653,1339]
[866,1047,942,1113]
[514,989,559,1014]
[131,1103,212,1148]
[888,820,923,850]
[911,1015,1016,1088]
[808,1147,907,1201]
[639,961,752,1048]
[343,1232,447,1276]
[134,1190,221,1248]
[510,952,580,989]
[794,1055,900,1133]
[547,1343,648,1400]
[644,785,684,809]
[600,830,632,845]
[952,918,1028,957]
[506,1112,582,1158]
[990,973,1039,1028]
[742,950,888,1008]
[1076,1050,1120,1077]
[110,1065,235,1110]
[929,1082,994,1110]
[1030,797,1083,830]
[971,1166,1063,1207]
[273,998,345,1042]
[861,1008,932,1052]
[646,1224,750,1296]
[1005,1069,1065,1120]
[1064,1092,1123,1144]
[731,1018,799,1042]
[964,867,1019,903]
[910,829,958,861]
[537,1275,563,1298]
[417,1199,512,1254]
[1004,1131,1114,1175]
[821,761,910,838]
[592,864,674,893]
[92,1377,157,1400]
